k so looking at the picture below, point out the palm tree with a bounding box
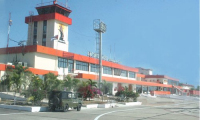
[87,79,97,88]
[63,75,80,92]
[44,72,59,92]
[0,74,12,91]
[101,80,113,95]
[7,64,31,93]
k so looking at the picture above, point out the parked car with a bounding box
[48,91,82,112]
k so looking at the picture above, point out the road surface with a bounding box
[0,96,199,120]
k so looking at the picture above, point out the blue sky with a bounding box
[0,0,199,87]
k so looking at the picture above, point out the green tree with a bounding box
[196,86,200,91]
[87,79,97,88]
[43,72,59,92]
[63,75,80,92]
[77,79,99,101]
[115,86,139,102]
[101,80,113,95]
[22,75,45,105]
[0,74,12,91]
[6,64,31,93]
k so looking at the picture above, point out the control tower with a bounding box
[25,0,72,52]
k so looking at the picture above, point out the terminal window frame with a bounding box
[76,61,89,71]
[90,64,99,73]
[114,68,122,76]
[103,66,112,75]
[68,59,74,73]
[120,70,127,77]
[58,57,67,68]
[129,71,136,78]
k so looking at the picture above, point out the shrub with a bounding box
[115,86,139,102]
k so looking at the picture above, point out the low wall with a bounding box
[151,91,171,96]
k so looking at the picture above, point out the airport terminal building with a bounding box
[0,1,196,96]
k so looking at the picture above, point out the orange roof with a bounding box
[145,75,179,81]
[76,73,173,88]
[0,45,138,72]
[25,13,72,25]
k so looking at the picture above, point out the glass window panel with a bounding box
[68,59,74,73]
[90,64,99,72]
[76,61,89,71]
[121,70,127,77]
[129,71,135,78]
[114,68,121,76]
[103,66,112,75]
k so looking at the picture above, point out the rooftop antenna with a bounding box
[41,0,43,5]
[93,19,106,89]
[65,0,68,8]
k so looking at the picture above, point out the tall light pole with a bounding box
[7,13,12,49]
[93,19,106,89]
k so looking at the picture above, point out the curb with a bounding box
[83,102,141,109]
[122,102,142,105]
[0,102,142,112]
[0,104,48,112]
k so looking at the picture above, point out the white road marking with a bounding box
[94,101,198,120]
[0,112,29,116]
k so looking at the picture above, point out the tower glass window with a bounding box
[42,20,47,46]
[33,21,37,45]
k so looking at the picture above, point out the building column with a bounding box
[73,60,76,73]
[141,85,143,94]
[147,86,149,94]
[88,63,91,74]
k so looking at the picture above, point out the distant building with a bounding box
[179,83,194,90]
[136,67,152,75]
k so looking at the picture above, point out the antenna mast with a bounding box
[65,0,68,8]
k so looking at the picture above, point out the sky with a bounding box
[0,0,199,87]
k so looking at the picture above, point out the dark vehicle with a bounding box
[48,91,82,112]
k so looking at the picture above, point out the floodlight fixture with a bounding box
[93,19,106,33]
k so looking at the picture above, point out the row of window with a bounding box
[58,58,136,78]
